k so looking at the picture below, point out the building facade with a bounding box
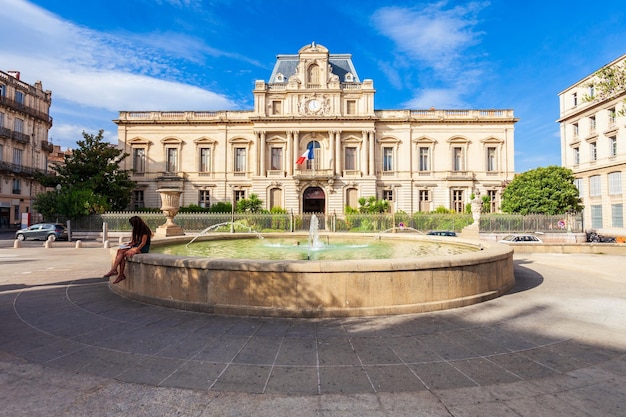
[0,70,53,229]
[558,53,626,235]
[115,43,516,215]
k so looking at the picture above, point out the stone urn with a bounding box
[155,188,185,237]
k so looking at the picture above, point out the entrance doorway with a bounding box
[303,186,325,213]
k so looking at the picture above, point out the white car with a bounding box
[499,234,543,243]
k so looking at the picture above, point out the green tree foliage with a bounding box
[583,60,626,115]
[236,193,263,213]
[34,130,135,220]
[500,166,583,215]
[357,196,390,213]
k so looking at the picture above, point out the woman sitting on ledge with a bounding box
[103,216,152,284]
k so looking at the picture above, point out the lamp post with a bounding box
[55,184,61,223]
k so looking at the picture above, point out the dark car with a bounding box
[427,230,457,237]
[15,223,68,241]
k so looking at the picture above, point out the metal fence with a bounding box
[67,212,583,234]
[479,213,583,233]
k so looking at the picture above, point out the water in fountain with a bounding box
[186,221,263,247]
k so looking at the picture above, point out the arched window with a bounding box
[305,140,321,170]
[307,64,320,87]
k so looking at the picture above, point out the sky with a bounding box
[2,0,626,173]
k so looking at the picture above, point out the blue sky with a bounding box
[2,0,626,173]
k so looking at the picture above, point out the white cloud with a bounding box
[371,2,487,73]
[0,0,238,113]
[403,88,465,109]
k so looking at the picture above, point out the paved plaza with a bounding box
[1,241,626,416]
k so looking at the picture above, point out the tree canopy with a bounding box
[34,130,135,220]
[583,59,626,115]
[500,166,583,215]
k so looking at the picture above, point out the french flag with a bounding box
[296,143,314,165]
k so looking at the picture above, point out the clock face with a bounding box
[307,99,321,111]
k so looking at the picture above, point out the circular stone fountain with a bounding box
[109,230,514,318]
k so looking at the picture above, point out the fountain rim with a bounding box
[143,232,511,272]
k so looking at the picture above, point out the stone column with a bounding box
[368,130,375,176]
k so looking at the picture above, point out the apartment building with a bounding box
[558,53,626,234]
[115,43,516,215]
[0,70,53,229]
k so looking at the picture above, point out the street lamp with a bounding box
[55,184,61,222]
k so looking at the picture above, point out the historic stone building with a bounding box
[0,70,53,229]
[558,53,626,235]
[115,43,516,215]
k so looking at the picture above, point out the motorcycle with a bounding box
[586,231,616,243]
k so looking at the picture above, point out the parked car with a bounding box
[499,234,543,243]
[427,230,457,237]
[15,223,68,241]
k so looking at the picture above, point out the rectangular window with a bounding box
[270,188,282,209]
[453,147,464,171]
[0,84,5,97]
[382,190,393,201]
[346,188,358,209]
[200,148,211,173]
[346,100,356,115]
[572,123,579,139]
[270,147,283,170]
[609,136,617,157]
[609,107,616,127]
[0,111,4,128]
[234,147,246,172]
[0,144,3,162]
[344,147,356,170]
[12,178,21,194]
[419,190,430,212]
[234,190,246,202]
[591,205,603,229]
[166,148,177,173]
[15,90,24,105]
[452,190,464,213]
[574,178,584,197]
[13,148,22,166]
[486,147,496,172]
[572,92,578,107]
[132,190,144,209]
[589,175,601,197]
[612,204,623,228]
[588,85,595,98]
[608,172,622,195]
[198,190,210,208]
[590,142,597,161]
[488,190,497,213]
[419,147,429,171]
[14,118,24,133]
[271,101,281,115]
[573,146,580,165]
[589,115,596,134]
[382,147,393,171]
[132,148,145,173]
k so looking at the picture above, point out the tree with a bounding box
[236,194,264,213]
[583,59,626,115]
[34,130,135,219]
[357,196,390,213]
[500,166,583,215]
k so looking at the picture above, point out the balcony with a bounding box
[293,169,334,180]
[41,141,54,153]
[446,171,475,180]
[0,95,53,125]
[0,127,30,144]
[0,161,49,178]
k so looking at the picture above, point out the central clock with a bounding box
[307,99,321,112]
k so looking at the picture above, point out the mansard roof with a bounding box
[268,43,360,84]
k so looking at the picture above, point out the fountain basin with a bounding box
[109,233,514,318]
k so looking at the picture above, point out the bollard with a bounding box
[75,240,83,249]
[104,240,110,249]
[13,240,21,248]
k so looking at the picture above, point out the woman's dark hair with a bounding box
[129,216,151,243]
